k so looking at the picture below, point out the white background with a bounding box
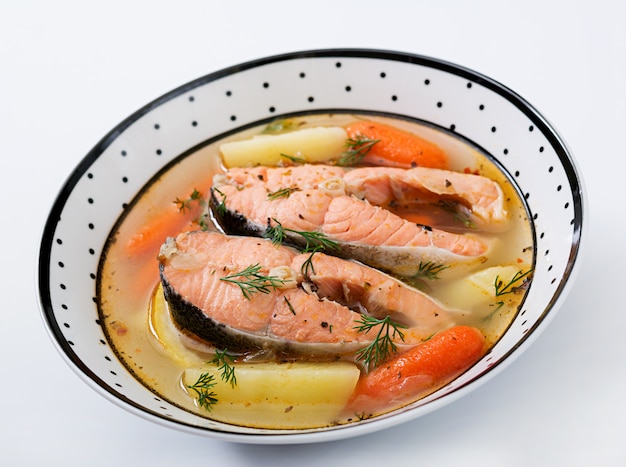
[1,1,624,465]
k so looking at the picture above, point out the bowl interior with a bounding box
[38,49,584,443]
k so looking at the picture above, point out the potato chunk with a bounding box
[183,361,360,429]
[220,126,348,168]
[437,265,525,313]
[148,284,207,367]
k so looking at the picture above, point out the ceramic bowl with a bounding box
[37,49,585,444]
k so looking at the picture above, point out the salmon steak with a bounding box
[210,164,506,277]
[158,231,462,358]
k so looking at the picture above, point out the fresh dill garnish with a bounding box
[353,315,407,371]
[212,187,227,217]
[284,296,297,315]
[412,261,450,281]
[336,134,379,166]
[265,220,287,245]
[299,232,339,253]
[190,188,202,200]
[173,188,211,230]
[265,218,339,252]
[173,188,203,213]
[479,301,506,323]
[481,269,533,322]
[280,153,306,164]
[220,263,290,300]
[494,269,533,296]
[264,218,338,278]
[196,214,210,231]
[172,197,190,212]
[187,373,218,411]
[300,247,322,277]
[267,186,300,200]
[421,333,435,342]
[210,349,237,388]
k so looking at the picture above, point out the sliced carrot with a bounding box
[125,181,215,258]
[347,325,486,415]
[125,203,200,258]
[345,120,447,169]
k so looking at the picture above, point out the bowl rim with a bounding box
[37,48,586,443]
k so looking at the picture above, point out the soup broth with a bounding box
[98,113,534,429]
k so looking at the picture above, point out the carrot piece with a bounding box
[347,325,486,414]
[345,120,448,169]
[125,181,211,260]
[125,204,199,257]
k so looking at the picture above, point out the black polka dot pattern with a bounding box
[39,50,583,435]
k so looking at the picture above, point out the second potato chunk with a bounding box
[183,361,360,429]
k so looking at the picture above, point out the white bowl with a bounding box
[37,49,585,444]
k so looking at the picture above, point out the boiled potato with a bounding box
[220,126,348,168]
[466,265,525,294]
[147,284,206,367]
[437,265,526,313]
[183,361,360,429]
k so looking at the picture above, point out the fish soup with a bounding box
[98,114,534,429]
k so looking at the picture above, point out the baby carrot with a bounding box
[125,183,210,258]
[345,120,448,169]
[125,204,199,258]
[347,325,486,415]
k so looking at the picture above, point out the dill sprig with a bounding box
[284,296,297,315]
[212,187,227,217]
[336,134,379,166]
[173,188,203,213]
[220,263,290,300]
[173,188,211,230]
[412,261,450,281]
[265,221,288,245]
[280,153,306,164]
[195,214,211,231]
[187,373,218,411]
[211,349,237,388]
[267,187,301,200]
[299,232,339,253]
[264,218,339,278]
[300,247,322,277]
[265,218,339,252]
[494,269,533,296]
[354,315,407,371]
